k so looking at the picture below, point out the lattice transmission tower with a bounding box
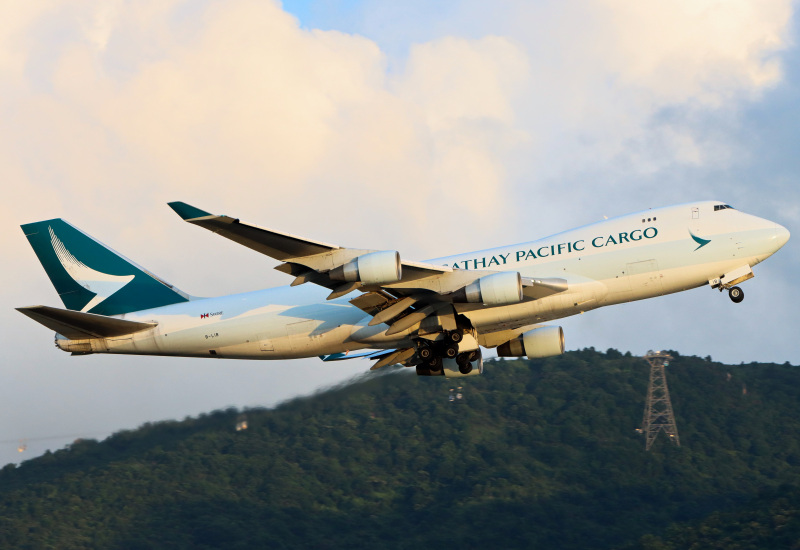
[641,351,680,451]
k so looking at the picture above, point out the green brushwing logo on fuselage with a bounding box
[689,230,711,251]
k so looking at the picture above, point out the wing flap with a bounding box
[372,348,415,369]
[320,347,416,369]
[17,305,157,339]
[349,292,393,316]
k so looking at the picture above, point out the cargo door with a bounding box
[626,259,663,296]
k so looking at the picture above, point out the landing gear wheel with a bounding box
[729,286,744,303]
[456,351,476,374]
[444,345,458,359]
[418,345,432,361]
[426,356,443,373]
[448,331,463,344]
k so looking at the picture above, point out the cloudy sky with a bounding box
[2,0,798,465]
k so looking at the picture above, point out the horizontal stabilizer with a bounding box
[16,305,157,340]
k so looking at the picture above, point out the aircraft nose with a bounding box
[774,223,790,251]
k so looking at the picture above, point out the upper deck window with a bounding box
[714,204,735,211]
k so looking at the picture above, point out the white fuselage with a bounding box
[58,202,788,359]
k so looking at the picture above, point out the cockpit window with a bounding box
[714,204,736,211]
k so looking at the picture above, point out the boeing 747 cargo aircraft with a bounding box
[17,201,789,377]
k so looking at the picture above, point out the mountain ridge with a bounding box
[1,349,799,549]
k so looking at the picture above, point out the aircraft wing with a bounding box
[321,348,416,370]
[168,202,449,294]
[169,202,567,335]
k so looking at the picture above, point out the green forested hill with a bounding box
[1,349,799,549]
[626,486,800,549]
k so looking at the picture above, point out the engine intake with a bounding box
[329,250,402,285]
[497,326,564,359]
[452,271,523,306]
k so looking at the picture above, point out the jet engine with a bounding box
[496,326,564,359]
[329,250,402,285]
[452,271,523,306]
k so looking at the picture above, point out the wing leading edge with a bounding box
[168,202,567,337]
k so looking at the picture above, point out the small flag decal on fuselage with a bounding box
[200,311,222,319]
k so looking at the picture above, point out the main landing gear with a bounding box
[455,350,478,374]
[728,286,744,304]
[417,333,459,367]
[415,331,478,376]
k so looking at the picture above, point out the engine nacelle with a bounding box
[329,250,402,285]
[453,271,523,306]
[496,326,564,359]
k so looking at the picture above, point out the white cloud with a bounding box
[596,0,790,104]
[3,0,793,250]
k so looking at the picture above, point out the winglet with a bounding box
[168,201,212,220]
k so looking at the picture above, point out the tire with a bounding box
[427,356,443,372]
[729,286,744,303]
[449,331,463,344]
[418,345,432,360]
[458,362,473,375]
[444,345,458,359]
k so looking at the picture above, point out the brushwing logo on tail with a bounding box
[49,227,135,312]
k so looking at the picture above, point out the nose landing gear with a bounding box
[728,286,744,303]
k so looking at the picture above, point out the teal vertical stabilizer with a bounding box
[21,219,190,316]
